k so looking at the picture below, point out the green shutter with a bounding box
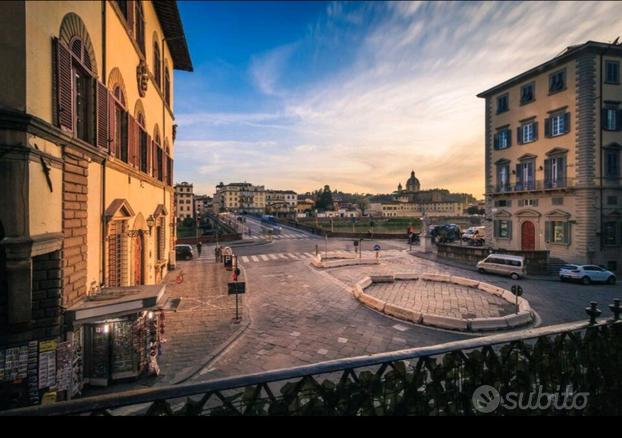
[508,220,512,239]
[545,221,552,243]
[564,222,571,245]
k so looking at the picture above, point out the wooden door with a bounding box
[521,221,535,251]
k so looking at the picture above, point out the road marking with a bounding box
[241,256,250,263]
[251,255,259,262]
[287,253,299,259]
[268,254,278,260]
[337,337,348,344]
[392,324,409,332]
[303,252,314,258]
[278,254,289,259]
[317,349,328,355]
[260,254,270,261]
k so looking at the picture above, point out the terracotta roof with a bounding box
[153,1,193,71]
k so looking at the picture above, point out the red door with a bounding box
[521,221,535,251]
[133,233,143,285]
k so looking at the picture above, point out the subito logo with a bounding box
[472,385,501,413]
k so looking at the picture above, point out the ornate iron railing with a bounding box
[2,302,622,416]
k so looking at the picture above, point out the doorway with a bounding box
[521,221,536,251]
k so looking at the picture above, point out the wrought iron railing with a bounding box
[2,301,622,416]
[490,178,576,194]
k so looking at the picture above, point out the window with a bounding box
[494,200,511,207]
[164,67,171,107]
[135,1,145,54]
[516,160,535,191]
[518,121,537,144]
[604,222,619,246]
[520,83,535,104]
[546,112,570,137]
[112,86,128,162]
[73,68,91,142]
[116,0,129,20]
[606,60,620,84]
[494,220,512,239]
[494,128,511,150]
[496,162,510,192]
[602,105,621,131]
[518,199,539,207]
[153,41,161,88]
[605,149,620,178]
[544,155,566,188]
[607,196,618,206]
[497,94,509,113]
[107,220,128,287]
[552,197,564,206]
[549,69,566,93]
[545,221,570,244]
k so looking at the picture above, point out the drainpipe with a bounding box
[100,0,107,287]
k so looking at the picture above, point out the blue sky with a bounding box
[173,1,622,198]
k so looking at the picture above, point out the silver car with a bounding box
[559,264,616,285]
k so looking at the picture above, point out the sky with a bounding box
[173,0,622,198]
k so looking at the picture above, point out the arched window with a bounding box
[135,1,145,54]
[164,66,171,107]
[135,109,149,173]
[153,129,163,182]
[111,84,128,162]
[67,36,95,143]
[153,41,161,88]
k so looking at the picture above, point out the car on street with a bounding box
[462,226,486,246]
[175,244,195,260]
[559,264,616,285]
[476,253,526,280]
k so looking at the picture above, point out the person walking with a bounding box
[196,241,202,257]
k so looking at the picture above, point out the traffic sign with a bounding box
[228,282,246,295]
[511,285,523,296]
[373,244,381,251]
[223,247,233,256]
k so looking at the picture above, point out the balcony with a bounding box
[490,178,575,194]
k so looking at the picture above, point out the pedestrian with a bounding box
[232,267,240,282]
[196,241,202,256]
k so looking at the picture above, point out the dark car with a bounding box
[431,224,461,243]
[175,244,194,260]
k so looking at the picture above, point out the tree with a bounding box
[316,185,334,211]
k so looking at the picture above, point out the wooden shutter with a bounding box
[152,139,158,179]
[108,92,116,155]
[96,82,108,149]
[545,221,552,243]
[544,117,551,137]
[168,158,173,186]
[507,220,512,239]
[162,151,168,184]
[544,159,552,187]
[127,114,136,166]
[55,38,73,132]
[506,129,512,147]
[127,0,135,35]
[517,127,523,145]
[533,121,538,141]
[564,112,571,133]
[146,133,152,175]
[564,222,571,245]
[602,108,609,130]
[493,133,499,149]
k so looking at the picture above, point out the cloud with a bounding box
[176,0,622,197]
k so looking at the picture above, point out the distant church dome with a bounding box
[406,170,420,192]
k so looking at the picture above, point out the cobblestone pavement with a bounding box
[156,257,246,384]
[365,279,514,319]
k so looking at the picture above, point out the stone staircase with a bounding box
[547,257,568,275]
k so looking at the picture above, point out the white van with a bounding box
[476,253,526,280]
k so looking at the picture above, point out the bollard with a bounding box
[585,301,601,325]
[609,298,622,321]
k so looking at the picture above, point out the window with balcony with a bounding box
[544,155,566,188]
[516,160,535,191]
[549,69,566,93]
[518,120,537,144]
[520,82,535,105]
[496,94,509,114]
[606,60,620,85]
[496,162,510,192]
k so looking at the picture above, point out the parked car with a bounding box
[462,226,486,246]
[175,244,195,260]
[559,264,616,285]
[431,224,461,243]
[477,253,526,280]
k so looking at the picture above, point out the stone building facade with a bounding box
[174,181,194,221]
[478,41,622,271]
[0,0,192,406]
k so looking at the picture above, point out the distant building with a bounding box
[174,182,195,222]
[266,190,297,216]
[369,170,474,217]
[478,40,622,271]
[296,198,315,214]
[194,194,212,218]
[213,182,266,214]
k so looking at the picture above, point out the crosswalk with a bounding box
[238,249,406,264]
[246,233,313,240]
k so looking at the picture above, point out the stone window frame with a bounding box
[520,81,536,105]
[548,68,567,95]
[605,59,620,85]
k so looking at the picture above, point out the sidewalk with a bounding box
[156,260,249,384]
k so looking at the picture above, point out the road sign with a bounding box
[224,254,233,270]
[228,282,246,295]
[511,285,523,296]
[223,247,233,256]
[353,240,359,246]
[373,244,381,251]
